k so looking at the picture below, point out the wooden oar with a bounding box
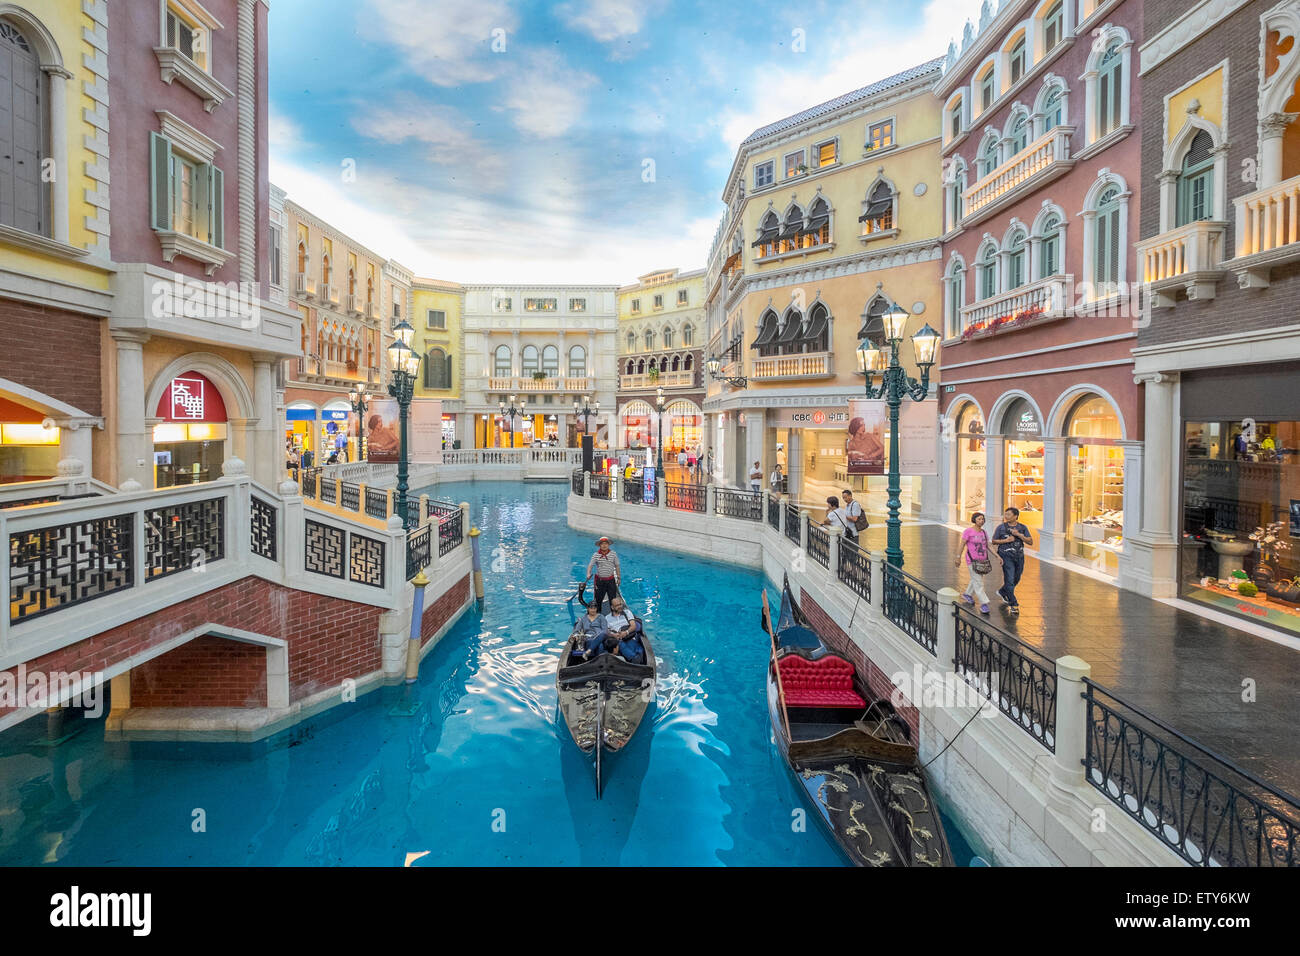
[762,589,793,744]
[594,689,605,799]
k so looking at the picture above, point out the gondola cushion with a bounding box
[778,655,865,708]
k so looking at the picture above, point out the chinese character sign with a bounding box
[170,377,206,420]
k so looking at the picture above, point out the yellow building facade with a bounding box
[411,278,466,447]
[703,58,946,514]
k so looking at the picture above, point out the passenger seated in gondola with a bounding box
[572,602,608,661]
[602,598,646,664]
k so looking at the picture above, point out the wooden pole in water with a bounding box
[407,569,429,682]
[469,527,484,600]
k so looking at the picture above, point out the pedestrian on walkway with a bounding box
[749,461,762,492]
[991,506,1033,614]
[770,463,785,495]
[824,495,855,541]
[955,512,992,614]
[842,489,868,535]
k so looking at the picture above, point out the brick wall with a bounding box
[0,576,383,718]
[130,635,267,707]
[800,587,920,739]
[0,300,103,416]
[422,573,471,646]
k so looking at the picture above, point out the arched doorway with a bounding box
[152,372,230,487]
[953,401,986,516]
[1063,393,1125,574]
[620,399,654,449]
[997,396,1045,531]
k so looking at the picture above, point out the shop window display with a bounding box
[1001,398,1044,529]
[1181,419,1300,635]
[1066,396,1124,574]
[955,403,986,514]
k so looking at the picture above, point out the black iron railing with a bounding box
[665,482,705,513]
[784,503,801,545]
[590,474,611,500]
[9,513,135,623]
[807,523,829,568]
[144,498,225,582]
[425,498,459,520]
[837,537,870,602]
[1083,680,1299,866]
[767,495,780,530]
[406,524,431,580]
[439,510,464,556]
[340,480,360,513]
[364,487,389,520]
[623,477,644,504]
[881,562,937,656]
[250,496,277,561]
[319,477,337,505]
[301,467,319,497]
[717,488,762,520]
[954,608,1056,751]
[571,469,584,495]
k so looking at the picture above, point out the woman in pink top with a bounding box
[954,512,992,613]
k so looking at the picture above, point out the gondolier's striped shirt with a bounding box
[586,550,621,580]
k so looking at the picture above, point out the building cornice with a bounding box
[734,238,942,295]
[282,198,390,267]
[1140,0,1252,75]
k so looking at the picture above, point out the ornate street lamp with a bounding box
[705,355,747,389]
[573,395,599,435]
[386,319,422,528]
[348,383,369,461]
[857,302,939,569]
[655,385,666,476]
[499,393,526,449]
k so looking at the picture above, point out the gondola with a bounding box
[763,575,954,867]
[557,583,656,797]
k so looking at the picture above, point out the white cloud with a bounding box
[502,51,598,139]
[269,109,304,152]
[350,98,508,190]
[359,0,516,87]
[556,0,658,43]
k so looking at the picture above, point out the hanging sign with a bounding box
[154,372,228,423]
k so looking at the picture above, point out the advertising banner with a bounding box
[900,399,939,475]
[410,400,444,464]
[643,466,657,504]
[768,406,850,429]
[846,400,886,475]
[365,400,401,463]
[365,400,444,464]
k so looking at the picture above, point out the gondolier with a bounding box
[585,536,622,613]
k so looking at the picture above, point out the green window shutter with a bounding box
[209,165,224,248]
[446,352,453,390]
[195,161,211,241]
[149,132,172,231]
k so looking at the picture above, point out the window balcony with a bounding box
[962,126,1075,228]
[959,274,1071,341]
[620,371,696,390]
[320,284,338,305]
[1232,173,1300,288]
[1135,220,1228,309]
[750,351,834,381]
[366,300,379,320]
[486,376,594,393]
[346,294,363,315]
[295,273,315,298]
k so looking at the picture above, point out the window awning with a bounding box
[776,313,803,343]
[750,315,779,349]
[858,196,892,222]
[751,223,778,247]
[722,251,742,273]
[806,211,829,231]
[779,217,803,240]
[798,308,829,346]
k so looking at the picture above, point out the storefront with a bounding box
[321,403,351,462]
[620,400,654,450]
[152,372,228,488]
[954,402,986,518]
[1000,398,1045,531]
[663,400,703,455]
[0,397,59,483]
[285,403,317,458]
[442,413,457,449]
[1179,363,1300,636]
[1065,395,1125,574]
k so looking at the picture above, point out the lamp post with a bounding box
[856,303,939,568]
[348,383,369,461]
[386,319,423,529]
[499,394,526,449]
[705,355,747,389]
[655,385,666,476]
[573,394,598,470]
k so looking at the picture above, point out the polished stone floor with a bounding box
[850,521,1300,801]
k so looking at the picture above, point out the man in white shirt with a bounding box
[749,461,762,492]
[842,489,866,537]
[603,597,645,663]
[770,464,784,494]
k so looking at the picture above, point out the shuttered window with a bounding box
[0,21,46,235]
[1097,43,1124,138]
[1095,188,1121,288]
[424,349,452,390]
[149,131,225,247]
[1039,216,1061,279]
[1177,130,1215,226]
[1007,232,1027,290]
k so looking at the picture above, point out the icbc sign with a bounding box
[811,410,826,425]
[170,377,206,420]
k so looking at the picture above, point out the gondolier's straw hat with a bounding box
[597,536,611,545]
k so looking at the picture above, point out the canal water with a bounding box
[0,480,975,866]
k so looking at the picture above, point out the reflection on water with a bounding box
[0,480,973,866]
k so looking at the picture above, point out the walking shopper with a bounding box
[770,463,785,495]
[841,489,868,535]
[955,512,992,614]
[749,461,762,492]
[584,536,622,613]
[991,507,1033,614]
[824,496,854,539]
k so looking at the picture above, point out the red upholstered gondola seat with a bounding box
[777,654,866,709]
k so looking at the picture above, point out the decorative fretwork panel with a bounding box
[250,496,277,561]
[349,533,386,588]
[144,498,225,582]
[305,520,345,578]
[9,513,135,623]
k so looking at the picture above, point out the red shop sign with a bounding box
[154,372,228,423]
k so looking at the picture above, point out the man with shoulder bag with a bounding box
[842,489,869,538]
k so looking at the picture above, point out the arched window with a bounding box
[568,345,587,378]
[979,66,996,112]
[1097,42,1124,138]
[347,267,356,296]
[779,204,803,253]
[860,180,894,234]
[424,348,451,390]
[0,19,47,235]
[978,134,1000,178]
[663,327,674,349]
[805,196,830,246]
[754,211,780,258]
[1006,229,1027,290]
[541,344,559,376]
[1043,1,1063,52]
[644,329,655,350]
[1007,114,1029,157]
[625,359,634,375]
[671,355,681,372]
[945,259,966,338]
[521,345,539,375]
[802,302,830,352]
[637,358,645,374]
[1039,214,1062,279]
[648,357,657,372]
[947,159,966,230]
[751,308,780,357]
[297,241,308,274]
[978,242,998,300]
[494,345,511,377]
[1177,130,1215,226]
[684,354,693,370]
[948,96,964,142]
[1008,35,1027,85]
[321,253,331,286]
[859,295,889,342]
[1094,186,1122,289]
[1042,86,1064,131]
[682,324,694,347]
[626,331,635,352]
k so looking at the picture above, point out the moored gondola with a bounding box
[557,583,656,797]
[764,575,954,866]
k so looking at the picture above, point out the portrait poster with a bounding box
[410,400,444,464]
[365,400,401,463]
[846,399,886,475]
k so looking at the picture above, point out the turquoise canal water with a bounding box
[0,480,975,866]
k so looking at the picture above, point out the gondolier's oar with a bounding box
[761,589,793,744]
[594,689,605,799]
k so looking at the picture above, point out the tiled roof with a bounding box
[740,57,945,146]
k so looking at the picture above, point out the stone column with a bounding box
[237,0,258,282]
[511,330,521,378]
[786,428,804,502]
[1259,112,1297,190]
[53,418,96,493]
[1126,372,1179,597]
[112,331,151,489]
[45,67,72,244]
[252,354,278,486]
[827,525,842,585]
[1115,438,1144,588]
[1038,437,1068,559]
[745,408,767,486]
[936,587,958,667]
[983,435,1005,520]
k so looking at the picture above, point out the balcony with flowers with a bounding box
[959,274,1071,341]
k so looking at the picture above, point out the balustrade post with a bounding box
[706,483,716,516]
[827,525,842,586]
[1052,655,1092,787]
[869,550,885,612]
[583,471,591,498]
[799,510,809,555]
[334,477,343,506]
[386,487,395,520]
[936,588,959,668]
[777,494,787,536]
[657,477,666,510]
[358,481,368,516]
[612,471,622,505]
[419,494,430,527]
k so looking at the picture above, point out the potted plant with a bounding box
[796,163,808,174]
[648,367,660,382]
[532,370,547,381]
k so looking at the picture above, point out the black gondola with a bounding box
[764,575,954,866]
[558,583,656,797]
